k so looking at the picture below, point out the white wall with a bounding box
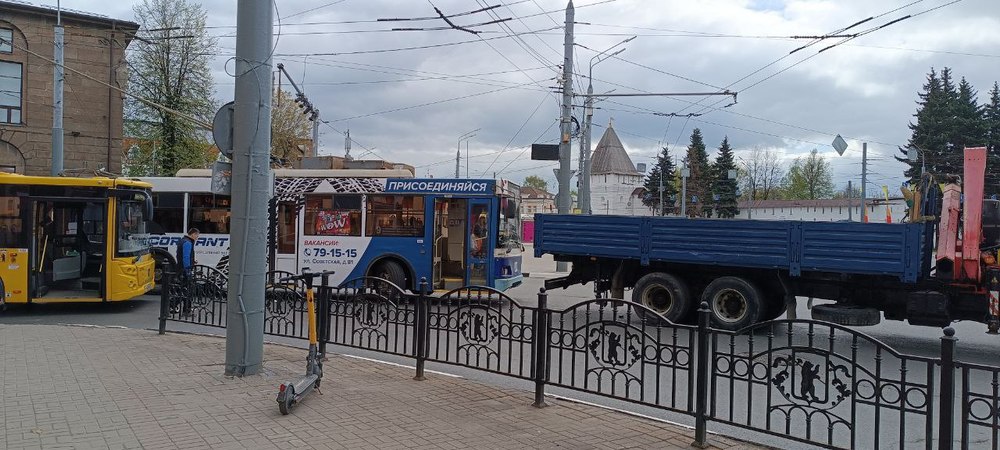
[591,173,652,216]
[743,199,908,222]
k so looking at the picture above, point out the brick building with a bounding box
[0,2,137,175]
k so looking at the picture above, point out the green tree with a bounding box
[898,68,962,182]
[739,146,784,203]
[124,0,218,176]
[784,149,835,200]
[711,137,740,218]
[684,128,712,217]
[642,146,678,215]
[523,175,548,192]
[833,183,863,199]
[271,89,313,164]
[984,82,1000,195]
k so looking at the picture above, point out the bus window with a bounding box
[366,195,424,237]
[304,194,361,236]
[497,197,521,250]
[117,199,149,257]
[150,192,184,234]
[277,202,297,253]
[0,195,23,248]
[188,194,230,234]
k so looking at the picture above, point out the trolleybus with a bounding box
[142,169,523,292]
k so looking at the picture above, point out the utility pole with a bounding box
[681,164,690,217]
[456,128,478,178]
[311,111,320,157]
[345,129,352,160]
[847,180,853,221]
[658,168,664,216]
[226,0,272,377]
[555,1,575,272]
[51,0,64,176]
[861,142,868,223]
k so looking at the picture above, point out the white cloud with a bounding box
[44,0,1000,187]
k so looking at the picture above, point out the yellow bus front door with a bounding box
[0,247,29,304]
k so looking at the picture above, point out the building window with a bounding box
[0,61,21,124]
[0,29,11,53]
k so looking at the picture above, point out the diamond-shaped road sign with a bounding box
[832,134,848,156]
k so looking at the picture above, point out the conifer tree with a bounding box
[684,128,711,217]
[642,146,678,215]
[711,137,740,218]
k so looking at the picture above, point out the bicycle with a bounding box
[275,268,335,415]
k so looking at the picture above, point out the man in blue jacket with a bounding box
[176,228,199,277]
[174,228,199,315]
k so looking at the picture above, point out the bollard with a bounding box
[318,272,332,358]
[938,327,957,450]
[158,271,171,335]
[532,287,549,408]
[413,278,429,381]
[692,301,712,448]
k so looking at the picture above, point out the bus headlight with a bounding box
[123,266,137,275]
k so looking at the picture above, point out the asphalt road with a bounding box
[3,271,998,449]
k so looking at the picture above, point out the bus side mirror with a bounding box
[143,193,154,221]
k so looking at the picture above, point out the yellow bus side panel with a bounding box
[0,248,29,304]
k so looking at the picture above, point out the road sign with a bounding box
[832,134,848,156]
[212,101,235,158]
[531,144,559,160]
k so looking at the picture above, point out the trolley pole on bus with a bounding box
[225,0,272,377]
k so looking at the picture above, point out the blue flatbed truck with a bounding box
[535,147,1000,331]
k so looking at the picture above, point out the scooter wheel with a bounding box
[278,385,295,415]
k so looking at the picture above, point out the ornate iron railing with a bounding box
[158,274,999,450]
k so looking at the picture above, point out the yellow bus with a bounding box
[0,173,155,306]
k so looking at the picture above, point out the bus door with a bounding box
[29,199,105,300]
[467,199,491,287]
[432,198,468,290]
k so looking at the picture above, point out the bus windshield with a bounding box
[117,200,150,256]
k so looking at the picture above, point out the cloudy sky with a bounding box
[65,0,1000,192]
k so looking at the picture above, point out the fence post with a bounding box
[692,301,712,448]
[318,272,332,358]
[158,271,171,335]
[938,327,957,450]
[532,287,549,408]
[413,277,429,381]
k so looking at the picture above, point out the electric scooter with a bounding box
[276,268,334,415]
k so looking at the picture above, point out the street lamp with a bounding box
[579,36,637,215]
[906,145,927,175]
[456,128,480,178]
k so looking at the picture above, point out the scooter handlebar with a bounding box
[279,270,336,288]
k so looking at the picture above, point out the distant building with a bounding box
[589,123,650,216]
[738,198,907,222]
[519,186,555,244]
[520,186,555,216]
[0,2,138,174]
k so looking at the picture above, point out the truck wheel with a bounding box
[631,272,692,322]
[702,277,763,331]
[810,304,881,326]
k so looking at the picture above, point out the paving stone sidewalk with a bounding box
[0,325,760,449]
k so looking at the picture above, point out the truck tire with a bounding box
[631,272,692,322]
[372,260,408,290]
[702,276,763,331]
[811,304,881,326]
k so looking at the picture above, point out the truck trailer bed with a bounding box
[534,214,925,283]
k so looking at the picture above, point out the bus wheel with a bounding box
[373,260,407,289]
[631,272,691,322]
[702,276,763,331]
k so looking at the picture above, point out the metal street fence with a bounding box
[158,268,999,450]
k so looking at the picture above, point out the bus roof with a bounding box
[0,172,152,189]
[175,168,416,178]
